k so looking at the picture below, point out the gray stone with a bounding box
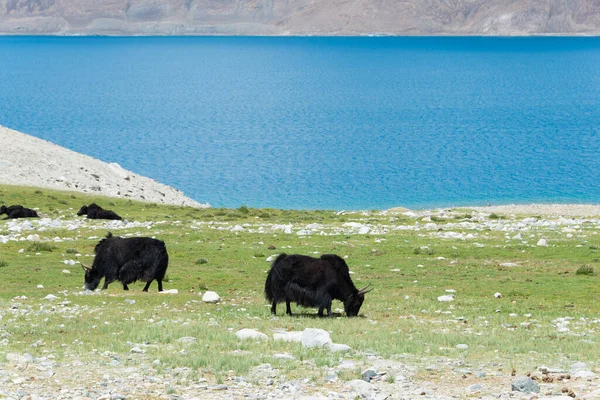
[572,370,596,379]
[469,384,483,392]
[347,379,374,398]
[511,377,540,393]
[362,368,379,382]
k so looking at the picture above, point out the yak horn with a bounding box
[358,284,373,294]
[81,263,91,271]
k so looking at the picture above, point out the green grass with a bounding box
[1,184,600,383]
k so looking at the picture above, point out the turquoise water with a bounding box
[0,36,599,210]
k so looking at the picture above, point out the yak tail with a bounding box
[264,253,287,302]
[264,268,274,302]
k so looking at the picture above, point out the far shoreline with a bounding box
[387,203,600,217]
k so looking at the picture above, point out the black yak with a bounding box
[82,232,168,292]
[0,204,39,219]
[265,253,372,317]
[77,203,122,220]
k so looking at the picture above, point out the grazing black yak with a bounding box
[265,253,372,317]
[0,204,39,219]
[82,232,168,292]
[77,203,122,220]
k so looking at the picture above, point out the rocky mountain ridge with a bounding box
[0,0,599,36]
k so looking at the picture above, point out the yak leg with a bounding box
[317,293,332,317]
[123,284,129,290]
[271,301,277,315]
[142,279,163,292]
[286,301,292,315]
[142,280,152,292]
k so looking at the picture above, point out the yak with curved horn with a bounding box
[265,253,373,317]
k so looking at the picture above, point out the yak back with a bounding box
[1,205,23,214]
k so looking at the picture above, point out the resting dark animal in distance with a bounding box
[265,253,372,317]
[77,203,122,220]
[0,204,39,219]
[82,232,169,292]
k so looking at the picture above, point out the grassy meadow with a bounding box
[1,184,599,384]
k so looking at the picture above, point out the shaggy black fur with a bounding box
[83,232,169,292]
[77,203,122,220]
[0,204,39,219]
[265,253,371,317]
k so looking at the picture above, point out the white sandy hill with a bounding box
[0,125,209,208]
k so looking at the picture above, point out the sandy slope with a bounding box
[0,125,208,208]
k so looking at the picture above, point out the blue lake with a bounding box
[0,36,599,210]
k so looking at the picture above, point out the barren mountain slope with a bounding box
[0,0,598,35]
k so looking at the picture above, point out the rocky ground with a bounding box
[0,125,208,208]
[2,210,600,399]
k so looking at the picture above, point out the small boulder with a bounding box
[511,377,540,393]
[273,331,303,342]
[301,328,333,348]
[202,291,221,303]
[437,295,454,302]
[329,343,352,352]
[235,329,269,341]
[537,239,548,246]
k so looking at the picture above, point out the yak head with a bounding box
[82,263,101,290]
[0,205,6,215]
[344,284,373,317]
[77,205,88,216]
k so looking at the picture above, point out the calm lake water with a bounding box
[1,36,599,210]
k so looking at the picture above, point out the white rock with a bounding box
[202,291,221,303]
[130,346,145,354]
[570,362,587,371]
[36,285,44,289]
[456,344,468,350]
[537,239,548,246]
[437,295,454,302]
[266,254,280,263]
[231,225,245,232]
[61,269,71,274]
[273,331,303,342]
[329,343,352,352]
[500,262,518,267]
[235,329,269,341]
[358,226,370,234]
[26,234,40,241]
[445,289,456,293]
[44,294,59,301]
[301,328,333,348]
[494,292,502,298]
[160,289,178,294]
